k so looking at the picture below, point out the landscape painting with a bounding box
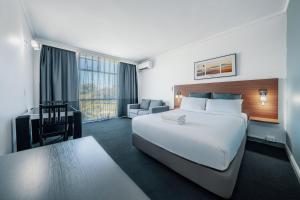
[194,54,236,80]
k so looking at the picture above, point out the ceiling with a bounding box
[22,0,287,62]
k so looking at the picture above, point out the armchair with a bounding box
[127,99,169,118]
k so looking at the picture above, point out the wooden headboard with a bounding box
[174,78,278,120]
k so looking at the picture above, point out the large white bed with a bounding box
[132,109,247,171]
[132,80,278,198]
[132,107,248,198]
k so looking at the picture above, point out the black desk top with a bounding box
[20,106,80,120]
[0,137,149,200]
[26,105,79,115]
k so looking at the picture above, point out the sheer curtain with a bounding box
[79,53,119,121]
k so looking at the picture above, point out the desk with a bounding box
[0,137,149,200]
[15,106,82,151]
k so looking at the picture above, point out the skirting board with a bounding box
[247,136,285,149]
[285,145,300,183]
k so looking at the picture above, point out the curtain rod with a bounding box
[35,38,138,65]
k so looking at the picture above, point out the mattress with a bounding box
[132,109,247,171]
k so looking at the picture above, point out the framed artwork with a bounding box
[194,54,236,80]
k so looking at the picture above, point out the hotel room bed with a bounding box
[132,109,248,198]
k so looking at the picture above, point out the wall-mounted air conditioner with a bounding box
[138,60,153,70]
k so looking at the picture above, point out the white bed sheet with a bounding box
[132,109,247,171]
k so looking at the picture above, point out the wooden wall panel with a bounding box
[174,79,278,119]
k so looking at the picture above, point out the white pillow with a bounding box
[206,99,243,114]
[180,97,207,112]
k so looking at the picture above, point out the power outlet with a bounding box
[265,136,276,142]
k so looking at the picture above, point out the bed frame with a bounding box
[132,133,246,199]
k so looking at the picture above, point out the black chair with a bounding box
[39,102,68,146]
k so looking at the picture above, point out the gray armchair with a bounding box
[127,99,169,118]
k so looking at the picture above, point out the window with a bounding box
[79,54,119,121]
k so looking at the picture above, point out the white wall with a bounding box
[286,0,300,168]
[139,14,287,107]
[0,0,34,155]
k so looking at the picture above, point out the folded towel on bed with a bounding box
[161,112,186,125]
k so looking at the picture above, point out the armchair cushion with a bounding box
[150,105,169,114]
[137,109,150,115]
[149,100,163,108]
[140,99,151,110]
[128,104,140,109]
[128,109,149,117]
[129,109,143,115]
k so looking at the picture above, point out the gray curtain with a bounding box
[118,62,138,117]
[40,45,78,108]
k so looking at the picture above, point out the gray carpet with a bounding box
[83,118,300,200]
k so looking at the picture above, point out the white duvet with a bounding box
[132,109,247,171]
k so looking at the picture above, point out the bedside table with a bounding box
[247,116,285,146]
[249,116,279,124]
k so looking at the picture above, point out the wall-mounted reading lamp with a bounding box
[259,89,268,105]
[175,91,182,99]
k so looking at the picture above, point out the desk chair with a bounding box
[39,103,68,146]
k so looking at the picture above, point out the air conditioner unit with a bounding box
[138,60,153,70]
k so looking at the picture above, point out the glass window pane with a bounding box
[79,55,119,121]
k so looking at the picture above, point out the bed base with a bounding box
[132,133,246,199]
